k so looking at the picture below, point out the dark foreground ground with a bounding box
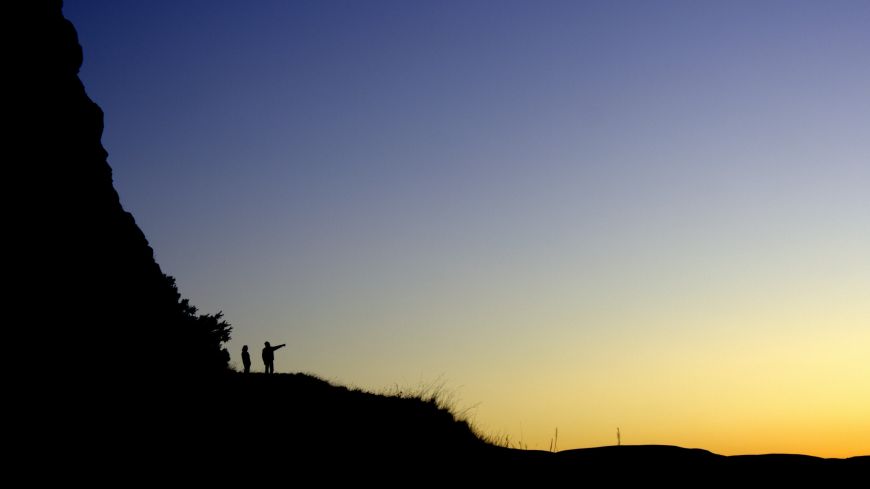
[47,372,861,484]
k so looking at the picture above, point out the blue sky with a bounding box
[65,1,869,455]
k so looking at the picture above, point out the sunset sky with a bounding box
[66,0,868,457]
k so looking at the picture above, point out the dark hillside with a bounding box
[162,373,866,483]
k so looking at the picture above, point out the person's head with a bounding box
[265,341,271,347]
[242,345,248,352]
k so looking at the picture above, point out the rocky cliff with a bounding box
[16,1,228,386]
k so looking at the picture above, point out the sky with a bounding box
[65,0,869,457]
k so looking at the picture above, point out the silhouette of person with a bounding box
[241,345,251,373]
[262,341,286,374]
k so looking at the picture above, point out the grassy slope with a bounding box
[165,372,495,480]
[148,372,866,483]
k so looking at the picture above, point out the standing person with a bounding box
[241,345,251,373]
[262,341,286,374]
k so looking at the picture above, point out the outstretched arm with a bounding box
[275,344,286,350]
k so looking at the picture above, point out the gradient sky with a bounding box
[65,1,869,457]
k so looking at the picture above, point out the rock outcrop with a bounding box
[16,1,228,387]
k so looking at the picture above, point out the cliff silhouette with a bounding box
[14,1,230,472]
[12,2,866,483]
[18,0,229,382]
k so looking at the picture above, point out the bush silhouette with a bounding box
[161,274,232,374]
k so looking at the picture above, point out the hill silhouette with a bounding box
[14,2,867,483]
[167,372,869,483]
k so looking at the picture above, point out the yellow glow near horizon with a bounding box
[295,260,870,458]
[450,302,870,458]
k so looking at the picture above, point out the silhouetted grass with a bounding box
[210,372,492,461]
[141,370,868,483]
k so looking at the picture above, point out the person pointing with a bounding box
[262,341,286,374]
